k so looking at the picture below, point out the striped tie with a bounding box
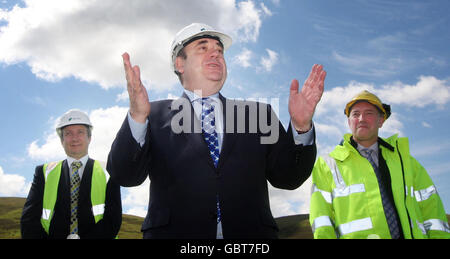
[70,161,82,235]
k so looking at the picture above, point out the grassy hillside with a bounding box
[0,197,143,239]
[2,197,449,239]
[0,197,312,239]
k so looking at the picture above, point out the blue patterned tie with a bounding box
[70,161,82,235]
[361,149,401,239]
[200,98,222,231]
[200,98,220,167]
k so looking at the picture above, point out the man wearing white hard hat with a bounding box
[21,109,122,239]
[108,23,326,238]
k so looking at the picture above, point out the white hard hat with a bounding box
[56,109,93,130]
[170,23,232,72]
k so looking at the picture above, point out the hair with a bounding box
[57,124,92,141]
[174,48,187,84]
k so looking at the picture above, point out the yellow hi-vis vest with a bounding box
[310,134,450,239]
[40,160,108,234]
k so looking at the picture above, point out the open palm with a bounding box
[288,64,326,132]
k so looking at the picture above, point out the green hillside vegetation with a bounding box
[2,197,449,239]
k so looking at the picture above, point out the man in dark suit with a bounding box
[21,110,122,239]
[107,23,326,238]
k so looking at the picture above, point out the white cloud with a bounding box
[0,166,30,196]
[27,133,65,161]
[269,177,312,217]
[260,3,273,17]
[377,76,450,108]
[422,121,432,128]
[260,48,278,72]
[233,48,253,68]
[88,106,129,161]
[227,0,262,43]
[122,179,150,217]
[0,0,268,91]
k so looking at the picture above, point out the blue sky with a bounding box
[1,0,449,218]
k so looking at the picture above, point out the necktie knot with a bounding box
[361,148,372,158]
[201,97,214,113]
[71,161,82,171]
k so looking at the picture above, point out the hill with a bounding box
[2,197,449,239]
[0,197,312,239]
[0,197,143,239]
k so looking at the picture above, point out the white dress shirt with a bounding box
[66,155,89,180]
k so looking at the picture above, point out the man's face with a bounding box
[175,37,227,96]
[61,124,91,159]
[348,101,385,147]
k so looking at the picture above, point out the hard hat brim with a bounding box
[345,99,390,120]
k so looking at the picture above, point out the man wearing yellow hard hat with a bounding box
[309,90,450,239]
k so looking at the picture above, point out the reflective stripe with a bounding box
[322,155,366,199]
[423,219,450,233]
[414,185,437,202]
[333,184,365,199]
[338,217,373,236]
[312,216,333,233]
[323,155,346,189]
[312,184,332,204]
[42,209,51,220]
[416,220,427,235]
[92,204,105,216]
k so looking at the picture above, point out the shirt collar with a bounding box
[357,142,378,155]
[67,154,89,168]
[183,89,220,103]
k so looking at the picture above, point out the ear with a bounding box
[378,116,385,128]
[175,56,185,75]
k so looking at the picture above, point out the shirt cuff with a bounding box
[127,111,148,147]
[291,121,315,146]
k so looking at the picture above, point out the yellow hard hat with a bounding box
[344,90,391,120]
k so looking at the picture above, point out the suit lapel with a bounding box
[79,158,93,204]
[217,94,238,170]
[60,160,71,210]
[169,93,216,170]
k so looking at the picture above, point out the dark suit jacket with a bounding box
[107,93,316,239]
[21,158,122,239]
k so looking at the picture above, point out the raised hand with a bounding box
[288,64,326,132]
[122,52,151,123]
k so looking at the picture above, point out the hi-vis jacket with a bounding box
[41,160,108,234]
[310,134,450,239]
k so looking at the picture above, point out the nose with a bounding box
[209,49,219,58]
[358,113,366,121]
[209,46,223,58]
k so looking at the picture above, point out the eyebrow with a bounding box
[194,39,223,49]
